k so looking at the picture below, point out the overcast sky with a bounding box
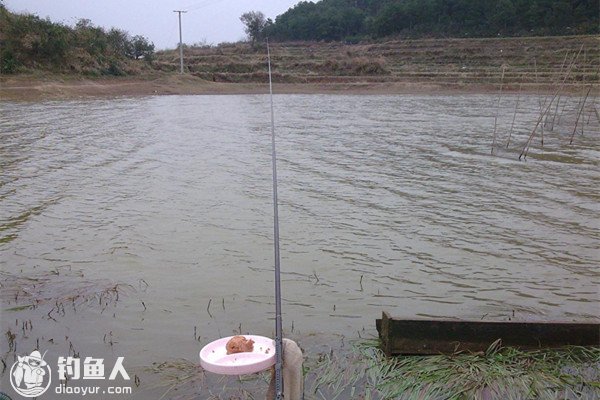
[4,0,302,50]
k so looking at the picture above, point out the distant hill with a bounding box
[0,4,154,75]
[264,0,600,42]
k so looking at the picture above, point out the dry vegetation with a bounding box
[2,35,598,100]
[154,35,599,91]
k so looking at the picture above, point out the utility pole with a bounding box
[173,10,187,74]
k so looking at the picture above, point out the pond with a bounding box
[1,94,598,398]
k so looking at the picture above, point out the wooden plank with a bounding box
[381,311,392,357]
[376,312,600,355]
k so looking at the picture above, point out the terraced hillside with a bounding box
[154,35,599,91]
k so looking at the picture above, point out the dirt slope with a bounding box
[1,35,597,100]
[156,35,599,91]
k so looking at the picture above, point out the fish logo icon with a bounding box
[10,350,52,398]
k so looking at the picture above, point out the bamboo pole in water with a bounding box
[491,66,506,155]
[569,86,591,144]
[540,110,545,146]
[587,94,599,126]
[549,94,563,132]
[556,93,570,126]
[506,83,521,148]
[547,51,571,131]
[534,57,542,110]
[520,46,583,160]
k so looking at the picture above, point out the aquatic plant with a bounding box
[0,269,135,315]
[306,339,600,400]
[145,339,599,399]
[147,358,271,400]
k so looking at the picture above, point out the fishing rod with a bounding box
[267,38,284,400]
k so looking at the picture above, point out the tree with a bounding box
[129,35,154,60]
[240,11,267,45]
[488,0,516,33]
[74,18,108,56]
[107,28,132,57]
[0,5,158,75]
[262,0,599,41]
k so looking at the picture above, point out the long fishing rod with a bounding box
[267,38,284,400]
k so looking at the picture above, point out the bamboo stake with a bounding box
[573,92,585,119]
[548,51,570,131]
[569,86,591,144]
[557,94,570,126]
[534,57,542,110]
[584,94,597,127]
[491,65,506,155]
[521,101,552,160]
[549,96,562,131]
[540,119,545,146]
[586,67,600,126]
[506,84,521,148]
[520,46,583,160]
[593,104,600,124]
[581,94,597,135]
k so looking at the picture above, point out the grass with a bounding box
[146,359,271,400]
[145,339,600,399]
[306,339,600,400]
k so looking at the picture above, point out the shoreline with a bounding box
[1,73,589,102]
[1,34,597,102]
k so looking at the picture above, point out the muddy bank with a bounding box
[0,73,562,102]
[2,35,598,101]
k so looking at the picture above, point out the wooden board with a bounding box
[376,311,600,356]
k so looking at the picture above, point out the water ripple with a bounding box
[1,94,598,350]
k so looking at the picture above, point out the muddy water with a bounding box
[1,94,599,398]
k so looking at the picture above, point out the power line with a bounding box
[181,0,226,13]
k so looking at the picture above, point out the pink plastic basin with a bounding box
[199,335,276,375]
